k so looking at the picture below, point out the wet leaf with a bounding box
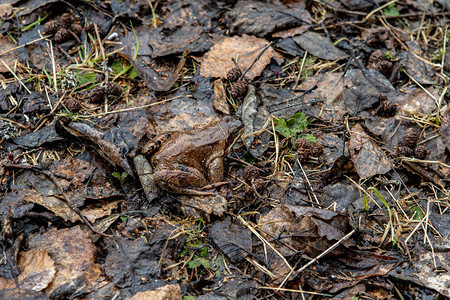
[293,32,348,61]
[26,226,102,298]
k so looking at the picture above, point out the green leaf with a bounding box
[188,260,200,269]
[111,60,126,74]
[112,172,120,179]
[200,246,208,258]
[409,206,425,220]
[120,216,127,222]
[179,248,188,258]
[301,133,317,144]
[274,117,291,138]
[199,258,211,269]
[383,4,399,17]
[287,111,309,135]
[77,72,96,86]
[128,67,139,79]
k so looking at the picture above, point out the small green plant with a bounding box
[112,171,129,186]
[363,187,396,245]
[111,59,138,79]
[383,3,400,17]
[130,21,139,61]
[385,51,393,60]
[408,206,425,220]
[274,111,316,146]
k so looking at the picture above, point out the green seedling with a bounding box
[130,21,139,61]
[274,111,316,147]
[408,206,425,220]
[111,59,138,79]
[364,187,396,245]
[112,171,129,186]
[383,3,399,17]
[21,15,48,32]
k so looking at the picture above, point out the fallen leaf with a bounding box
[17,250,56,292]
[349,124,392,178]
[201,35,279,80]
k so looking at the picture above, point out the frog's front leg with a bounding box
[153,166,213,195]
[141,133,171,155]
[207,157,224,182]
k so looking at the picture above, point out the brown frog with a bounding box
[145,117,242,195]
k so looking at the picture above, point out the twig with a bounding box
[365,0,398,20]
[295,155,320,205]
[0,59,31,94]
[0,35,51,57]
[237,215,293,272]
[276,229,356,291]
[258,286,332,297]
[238,41,274,81]
[292,51,308,90]
[77,94,188,118]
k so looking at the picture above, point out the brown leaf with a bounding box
[0,36,19,73]
[59,120,134,176]
[27,226,102,298]
[17,250,56,292]
[213,79,230,114]
[128,284,182,300]
[349,124,392,178]
[201,35,279,80]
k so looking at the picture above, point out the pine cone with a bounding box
[244,178,265,197]
[295,138,311,162]
[414,145,429,160]
[59,13,73,29]
[70,24,83,36]
[44,20,60,34]
[243,165,260,184]
[310,143,324,156]
[367,50,392,76]
[394,146,414,157]
[85,23,105,36]
[65,96,81,111]
[54,28,72,43]
[87,86,106,104]
[226,68,242,82]
[402,128,420,148]
[230,80,248,99]
[253,178,265,192]
[377,99,398,117]
[106,82,122,97]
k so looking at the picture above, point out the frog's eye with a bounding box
[223,116,232,123]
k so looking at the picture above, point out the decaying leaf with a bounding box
[348,124,392,178]
[57,119,133,176]
[26,226,102,298]
[128,283,182,300]
[293,31,348,61]
[179,194,227,221]
[17,249,56,292]
[213,78,230,114]
[201,35,280,80]
[0,36,19,73]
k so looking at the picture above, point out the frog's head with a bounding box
[221,116,243,152]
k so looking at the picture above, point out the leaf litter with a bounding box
[0,0,449,299]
